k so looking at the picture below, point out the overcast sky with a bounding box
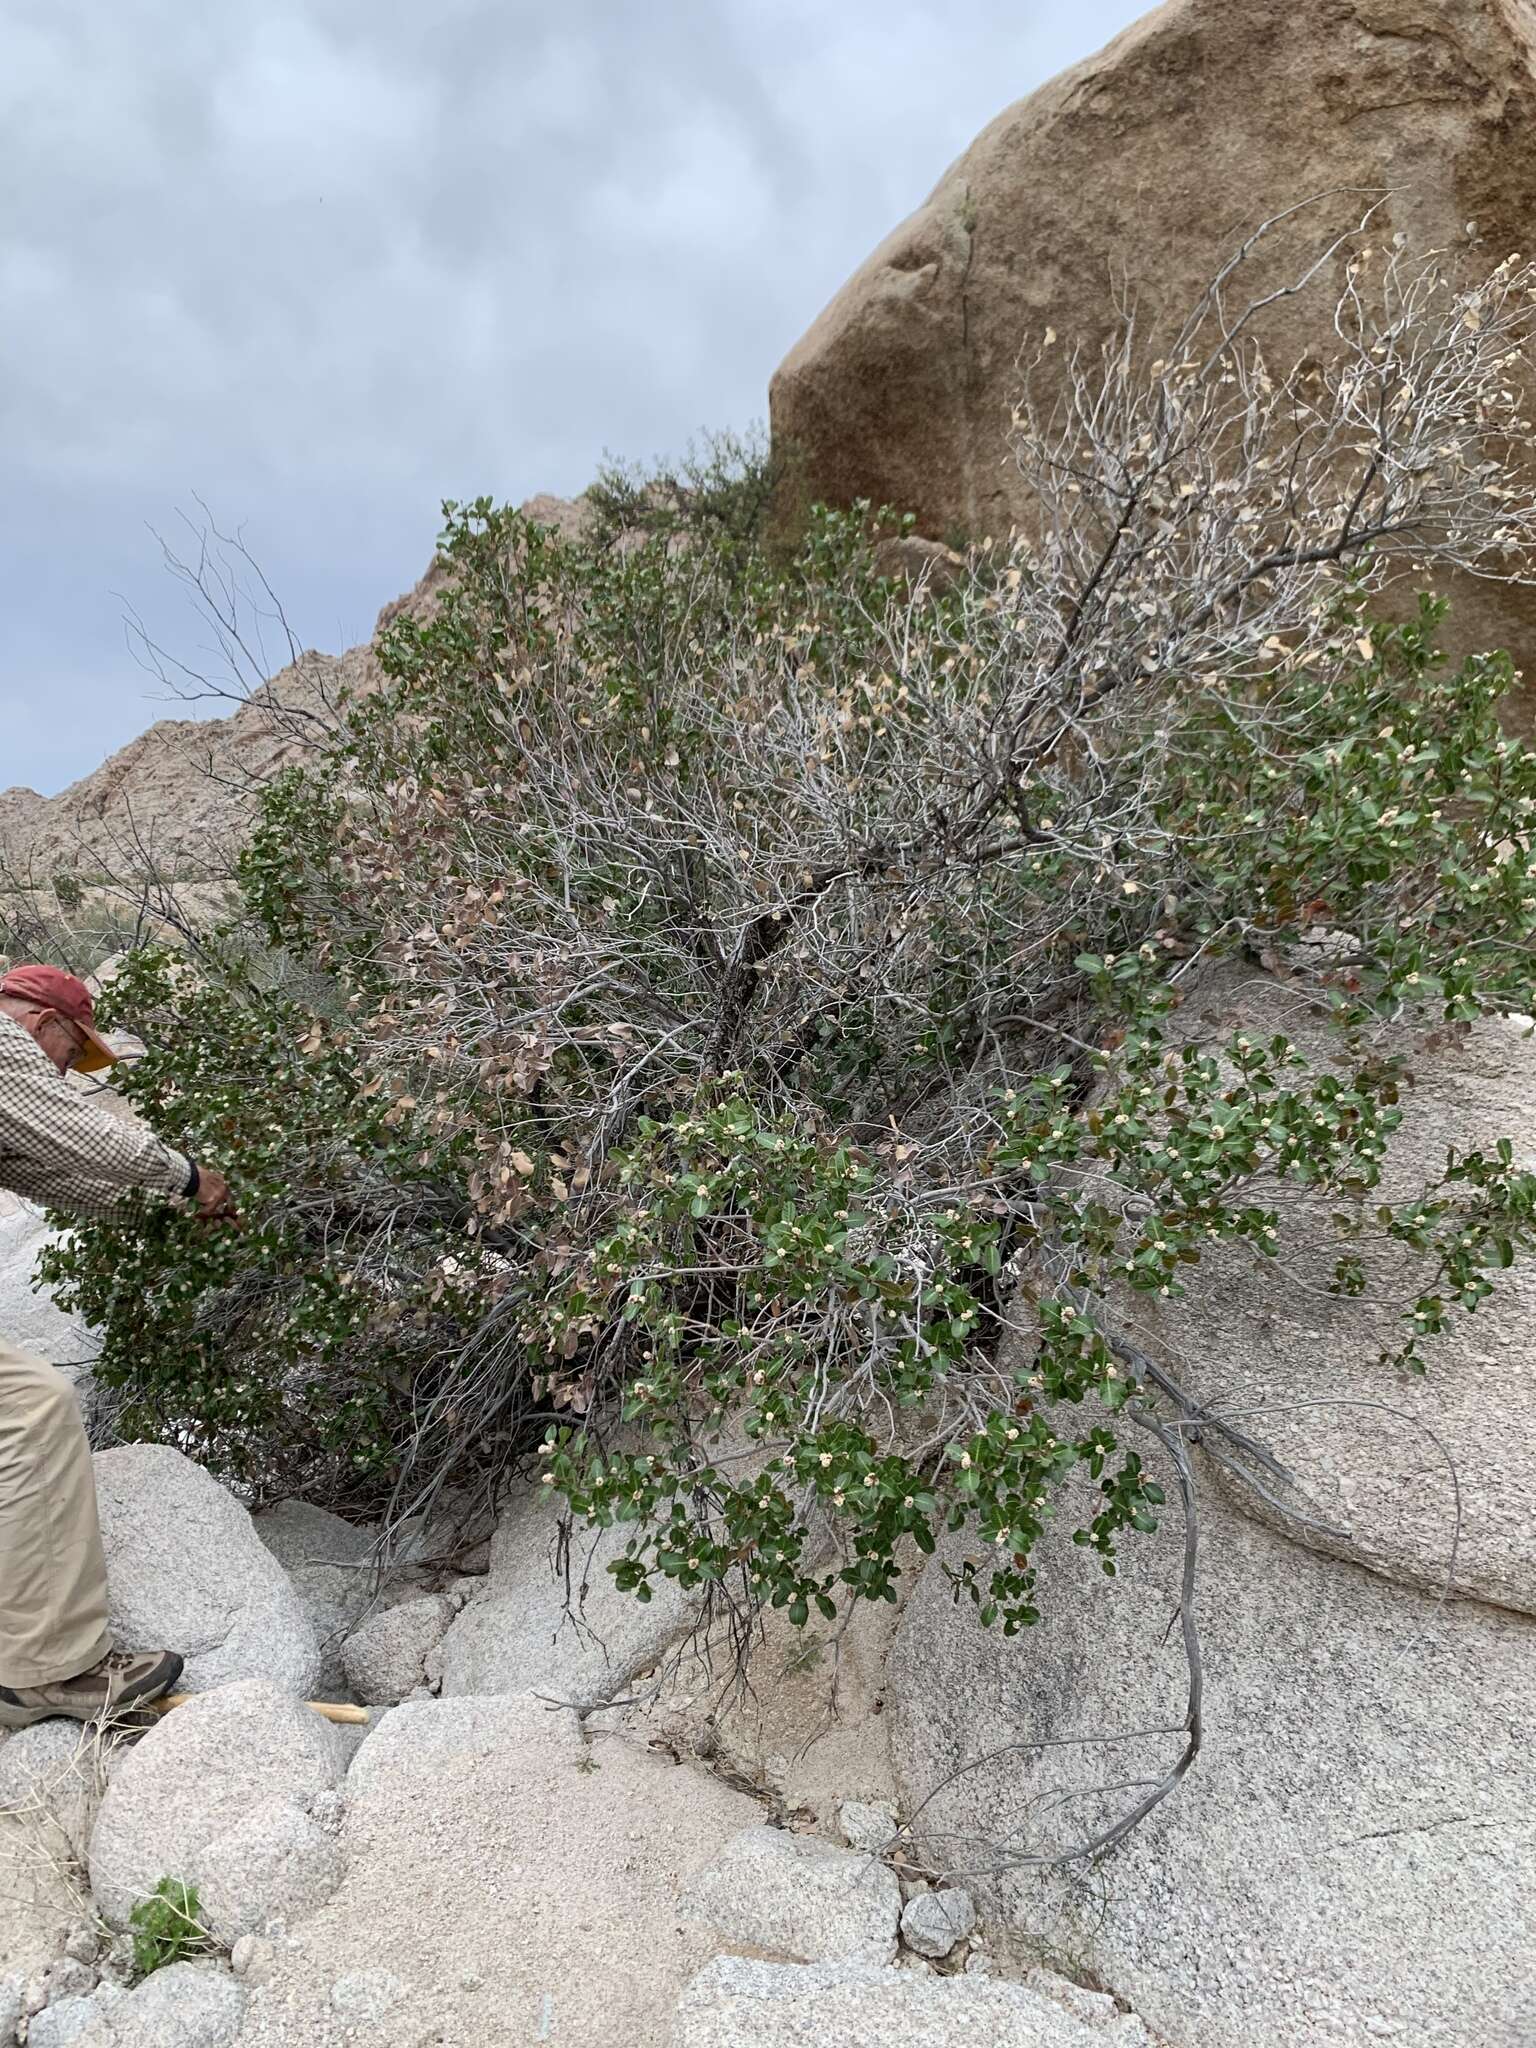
[3,0,1146,796]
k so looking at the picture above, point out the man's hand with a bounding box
[192,1165,239,1225]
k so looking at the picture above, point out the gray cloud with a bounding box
[2,0,1144,793]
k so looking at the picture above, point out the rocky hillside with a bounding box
[0,650,362,889]
[0,499,603,894]
[0,547,470,891]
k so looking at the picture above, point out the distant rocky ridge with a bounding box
[0,497,593,892]
[1,647,363,889]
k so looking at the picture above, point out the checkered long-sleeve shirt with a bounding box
[0,1014,193,1221]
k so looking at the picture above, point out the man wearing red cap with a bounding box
[0,964,235,1725]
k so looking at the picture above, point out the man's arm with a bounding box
[0,1015,198,1222]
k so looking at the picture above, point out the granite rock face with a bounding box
[672,1956,1146,2048]
[431,1479,701,1711]
[92,1446,320,1697]
[1111,966,1536,1614]
[889,1480,1536,2048]
[771,0,1536,675]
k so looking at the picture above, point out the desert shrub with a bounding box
[0,884,140,979]
[128,1877,215,1976]
[584,422,799,553]
[42,244,1536,1642]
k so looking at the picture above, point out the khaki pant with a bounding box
[0,1334,111,1687]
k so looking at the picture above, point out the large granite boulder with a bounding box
[678,1825,901,1965]
[672,1956,1152,2048]
[1110,967,1536,1614]
[235,1694,762,2048]
[770,0,1536,670]
[89,1680,343,1937]
[889,1482,1536,2048]
[431,1479,701,1711]
[0,1202,96,1381]
[93,1446,320,1696]
[252,1499,379,1698]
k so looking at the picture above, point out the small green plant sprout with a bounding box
[128,1877,216,1977]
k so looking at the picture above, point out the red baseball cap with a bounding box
[0,964,119,1074]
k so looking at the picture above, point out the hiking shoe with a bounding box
[0,1647,184,1729]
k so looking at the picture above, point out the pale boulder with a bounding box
[889,1482,1536,2048]
[1114,968,1536,1613]
[108,1962,244,2048]
[190,1798,344,1944]
[431,1480,701,1711]
[339,1594,452,1707]
[93,1446,319,1696]
[672,1956,1138,2048]
[680,1826,901,1965]
[25,1986,122,2047]
[839,1800,899,1854]
[88,1681,342,1934]
[251,1499,377,1697]
[900,1886,976,1959]
[234,1693,764,2048]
